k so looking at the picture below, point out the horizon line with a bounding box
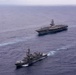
[0,4,76,6]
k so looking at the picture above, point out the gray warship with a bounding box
[15,49,47,68]
[36,19,68,35]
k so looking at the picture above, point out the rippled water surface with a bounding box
[0,6,76,75]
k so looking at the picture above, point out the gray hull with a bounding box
[36,25,68,35]
[15,54,47,68]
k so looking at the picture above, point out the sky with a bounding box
[0,0,76,6]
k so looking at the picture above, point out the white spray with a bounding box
[47,42,76,56]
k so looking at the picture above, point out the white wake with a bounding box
[47,43,76,56]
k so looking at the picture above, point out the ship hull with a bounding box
[15,54,47,68]
[36,25,68,36]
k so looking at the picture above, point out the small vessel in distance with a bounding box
[15,49,47,68]
[36,19,68,35]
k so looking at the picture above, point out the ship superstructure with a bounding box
[36,19,68,35]
[15,49,47,68]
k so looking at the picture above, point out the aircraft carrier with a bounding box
[36,19,68,35]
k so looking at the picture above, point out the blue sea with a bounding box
[0,5,76,75]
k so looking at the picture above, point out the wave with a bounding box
[0,35,35,47]
[47,51,56,56]
[47,43,76,56]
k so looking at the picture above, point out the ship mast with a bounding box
[50,19,55,26]
[26,48,30,57]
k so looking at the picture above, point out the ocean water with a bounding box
[0,5,76,75]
